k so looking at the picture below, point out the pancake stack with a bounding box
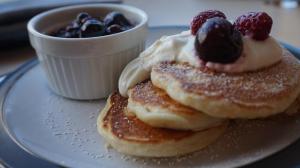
[97,10,300,157]
[97,49,300,157]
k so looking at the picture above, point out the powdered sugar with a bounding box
[153,50,300,104]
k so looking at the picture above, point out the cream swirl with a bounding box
[119,30,283,97]
[205,36,283,72]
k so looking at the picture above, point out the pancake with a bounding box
[97,92,227,157]
[286,95,300,116]
[128,81,224,130]
[151,50,300,119]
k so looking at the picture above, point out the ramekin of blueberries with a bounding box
[27,4,148,100]
[53,11,134,38]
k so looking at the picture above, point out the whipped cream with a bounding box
[119,30,283,97]
[119,31,200,97]
[205,36,283,72]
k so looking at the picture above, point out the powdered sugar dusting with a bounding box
[153,50,300,104]
[100,113,300,168]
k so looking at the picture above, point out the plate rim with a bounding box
[1,25,300,168]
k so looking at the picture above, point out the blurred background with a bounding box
[0,0,300,75]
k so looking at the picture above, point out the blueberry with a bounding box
[80,19,105,38]
[105,24,124,35]
[54,28,67,37]
[195,17,243,64]
[76,12,91,25]
[55,31,78,38]
[65,22,79,32]
[104,12,132,27]
[63,32,78,38]
[61,22,79,38]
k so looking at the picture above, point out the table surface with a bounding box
[1,0,300,167]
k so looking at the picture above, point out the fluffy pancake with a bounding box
[151,50,300,119]
[128,81,224,130]
[97,93,227,157]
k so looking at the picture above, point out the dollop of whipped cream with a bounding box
[205,36,283,72]
[119,30,283,97]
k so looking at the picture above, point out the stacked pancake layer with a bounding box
[128,81,224,131]
[151,50,300,119]
[98,92,227,157]
[97,49,300,157]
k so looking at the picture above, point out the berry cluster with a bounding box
[191,10,273,64]
[233,12,272,40]
[53,12,133,38]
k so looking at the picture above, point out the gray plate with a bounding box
[1,26,300,168]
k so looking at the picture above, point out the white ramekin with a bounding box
[27,4,148,100]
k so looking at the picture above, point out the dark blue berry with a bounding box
[104,12,132,27]
[54,28,67,37]
[195,17,243,64]
[55,30,78,38]
[63,31,79,38]
[76,12,91,25]
[105,24,124,35]
[63,22,80,37]
[65,23,79,32]
[54,25,78,38]
[80,19,105,38]
[53,12,133,38]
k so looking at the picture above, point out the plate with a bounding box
[2,26,300,168]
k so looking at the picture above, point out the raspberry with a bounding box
[233,12,272,40]
[190,10,226,35]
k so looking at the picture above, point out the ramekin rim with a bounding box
[27,3,148,42]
